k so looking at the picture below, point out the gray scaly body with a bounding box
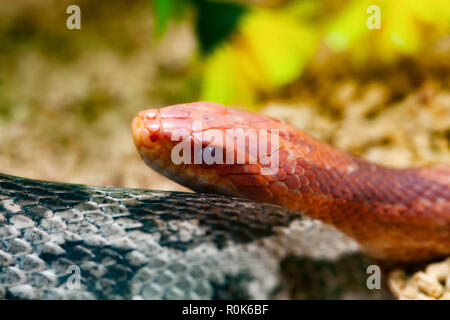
[0,173,390,299]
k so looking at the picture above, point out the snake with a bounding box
[132,102,450,263]
[0,101,447,300]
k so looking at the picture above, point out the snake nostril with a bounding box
[143,126,160,143]
[145,122,160,142]
[150,132,159,142]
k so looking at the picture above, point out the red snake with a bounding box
[131,102,450,263]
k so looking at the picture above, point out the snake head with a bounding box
[131,102,287,199]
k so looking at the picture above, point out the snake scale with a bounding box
[0,101,448,299]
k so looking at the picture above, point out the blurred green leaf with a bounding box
[152,0,186,37]
[282,0,322,21]
[325,0,371,51]
[240,10,318,88]
[201,8,319,107]
[194,0,247,54]
[201,45,254,106]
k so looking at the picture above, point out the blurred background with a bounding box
[0,0,449,192]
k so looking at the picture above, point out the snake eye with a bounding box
[204,146,216,157]
[201,145,224,167]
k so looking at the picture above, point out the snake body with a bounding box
[132,102,450,263]
[0,173,385,299]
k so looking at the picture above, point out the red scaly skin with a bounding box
[131,102,450,263]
